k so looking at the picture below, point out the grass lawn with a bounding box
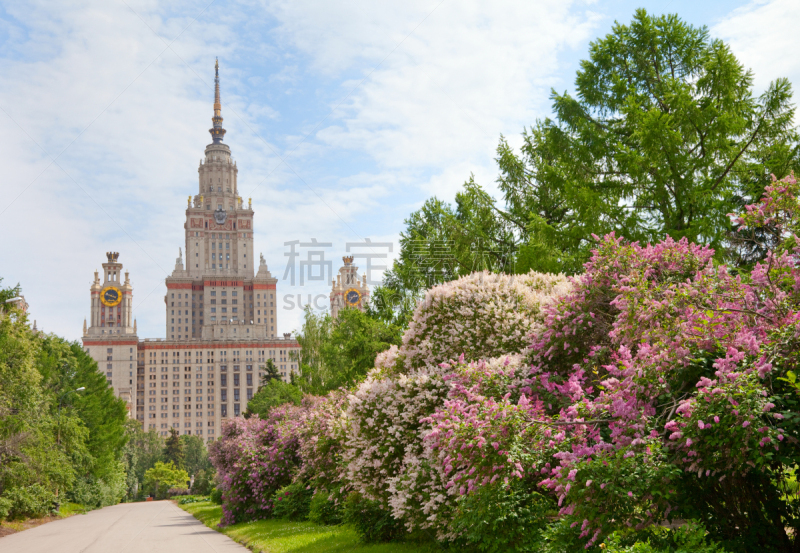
[179,500,444,553]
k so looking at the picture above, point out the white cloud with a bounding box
[713,0,800,94]
[268,0,601,187]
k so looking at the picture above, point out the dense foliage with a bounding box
[293,306,402,394]
[209,175,800,551]
[0,293,129,519]
[245,378,302,418]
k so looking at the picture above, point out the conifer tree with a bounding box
[163,428,184,470]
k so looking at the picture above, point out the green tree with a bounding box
[293,307,402,394]
[292,307,333,393]
[179,435,212,477]
[37,336,128,482]
[0,284,80,515]
[507,9,797,269]
[259,359,281,385]
[245,379,302,418]
[163,428,184,470]
[120,419,163,499]
[143,461,188,499]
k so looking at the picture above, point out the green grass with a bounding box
[179,500,444,553]
[59,502,88,517]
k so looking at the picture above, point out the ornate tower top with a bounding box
[209,58,226,144]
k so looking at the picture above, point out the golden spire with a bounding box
[214,58,221,116]
[210,57,226,143]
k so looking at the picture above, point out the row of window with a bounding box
[145,403,241,419]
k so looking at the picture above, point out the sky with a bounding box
[1,0,798,341]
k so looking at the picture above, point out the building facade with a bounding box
[83,61,299,440]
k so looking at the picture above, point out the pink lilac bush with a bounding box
[388,354,534,537]
[341,271,572,521]
[209,400,316,526]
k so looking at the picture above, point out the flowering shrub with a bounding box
[341,367,450,505]
[296,391,347,494]
[392,271,571,373]
[206,175,800,552]
[209,402,307,525]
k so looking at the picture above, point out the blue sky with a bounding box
[1,0,797,341]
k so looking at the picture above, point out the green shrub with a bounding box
[602,521,730,552]
[67,465,126,509]
[209,487,223,505]
[451,480,554,553]
[342,492,405,543]
[3,484,57,520]
[272,482,313,521]
[308,490,342,525]
[0,497,12,521]
[143,461,188,499]
[178,495,208,505]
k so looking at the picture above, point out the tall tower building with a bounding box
[166,59,275,342]
[83,60,299,441]
[330,256,369,319]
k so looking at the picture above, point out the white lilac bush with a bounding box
[341,367,450,504]
[390,271,572,373]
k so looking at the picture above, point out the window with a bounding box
[221,405,228,417]
[233,374,239,386]
[221,390,227,402]
[234,404,240,416]
[221,374,227,386]
[246,374,252,386]
[234,389,240,401]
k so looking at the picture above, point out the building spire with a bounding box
[210,57,226,144]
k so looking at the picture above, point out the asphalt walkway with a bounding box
[0,500,248,553]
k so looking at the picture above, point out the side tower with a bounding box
[330,256,369,319]
[82,252,138,415]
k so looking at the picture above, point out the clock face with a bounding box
[345,289,361,305]
[101,286,122,307]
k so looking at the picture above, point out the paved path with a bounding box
[0,501,249,553]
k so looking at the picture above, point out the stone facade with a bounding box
[82,61,299,440]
